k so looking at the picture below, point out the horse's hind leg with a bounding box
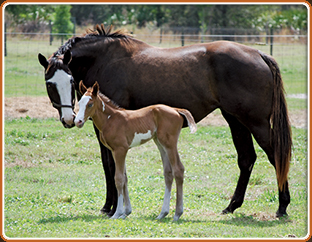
[249,121,290,217]
[221,110,257,214]
[154,135,184,221]
[154,137,173,220]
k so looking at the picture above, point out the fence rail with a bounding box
[4,31,307,98]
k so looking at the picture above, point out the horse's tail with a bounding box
[259,51,292,191]
[176,109,197,134]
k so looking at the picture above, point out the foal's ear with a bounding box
[63,50,72,65]
[79,81,88,94]
[38,53,48,69]
[92,82,99,97]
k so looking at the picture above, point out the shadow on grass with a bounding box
[138,212,292,228]
[38,213,109,224]
[218,213,292,228]
[38,212,291,228]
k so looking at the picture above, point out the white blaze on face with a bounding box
[130,130,152,148]
[75,95,92,126]
[47,69,75,124]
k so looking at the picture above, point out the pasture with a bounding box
[4,118,308,238]
[3,36,308,238]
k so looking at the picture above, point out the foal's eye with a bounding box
[88,103,93,108]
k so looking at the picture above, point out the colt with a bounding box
[75,81,197,220]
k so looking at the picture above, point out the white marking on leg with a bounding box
[124,186,132,216]
[130,130,152,148]
[47,69,75,124]
[75,95,92,127]
[157,186,171,219]
[111,194,125,219]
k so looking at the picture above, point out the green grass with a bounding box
[4,37,307,97]
[4,118,308,238]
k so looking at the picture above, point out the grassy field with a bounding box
[3,32,308,239]
[4,35,307,97]
[3,118,308,238]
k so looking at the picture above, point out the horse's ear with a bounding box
[92,82,99,97]
[79,81,87,94]
[38,53,48,69]
[63,50,72,65]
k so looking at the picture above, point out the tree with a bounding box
[5,5,54,32]
[52,5,73,42]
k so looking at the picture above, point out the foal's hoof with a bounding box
[110,213,126,219]
[156,211,169,220]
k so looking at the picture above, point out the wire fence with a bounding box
[4,29,308,100]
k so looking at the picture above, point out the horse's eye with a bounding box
[88,103,93,108]
[47,84,51,88]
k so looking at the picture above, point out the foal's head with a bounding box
[75,81,101,128]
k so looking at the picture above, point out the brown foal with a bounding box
[75,81,197,220]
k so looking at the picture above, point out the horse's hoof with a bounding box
[107,209,116,217]
[125,208,132,216]
[221,208,232,215]
[156,211,169,220]
[276,211,288,218]
[100,207,111,215]
[110,213,126,219]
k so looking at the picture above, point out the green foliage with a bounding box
[4,119,308,238]
[5,5,54,32]
[52,5,73,39]
[5,5,307,32]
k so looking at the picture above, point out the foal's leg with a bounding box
[154,137,173,220]
[167,147,184,221]
[249,120,290,217]
[111,148,128,219]
[93,124,117,216]
[221,110,257,214]
[155,136,185,221]
[123,169,132,216]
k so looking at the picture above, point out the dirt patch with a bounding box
[4,96,307,129]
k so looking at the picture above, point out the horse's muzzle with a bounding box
[74,119,84,128]
[61,117,76,129]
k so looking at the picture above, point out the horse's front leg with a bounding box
[123,169,132,216]
[111,148,128,219]
[93,124,117,216]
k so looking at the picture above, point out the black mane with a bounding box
[51,24,132,58]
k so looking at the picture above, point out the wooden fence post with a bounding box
[270,28,273,56]
[49,20,53,46]
[181,27,184,46]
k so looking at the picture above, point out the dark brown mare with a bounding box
[38,24,292,218]
[75,81,196,220]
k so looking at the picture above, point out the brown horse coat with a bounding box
[38,24,292,218]
[75,81,196,220]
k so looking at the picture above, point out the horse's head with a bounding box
[75,81,99,128]
[38,50,76,128]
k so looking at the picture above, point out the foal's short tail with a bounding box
[176,109,197,134]
[259,51,292,191]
